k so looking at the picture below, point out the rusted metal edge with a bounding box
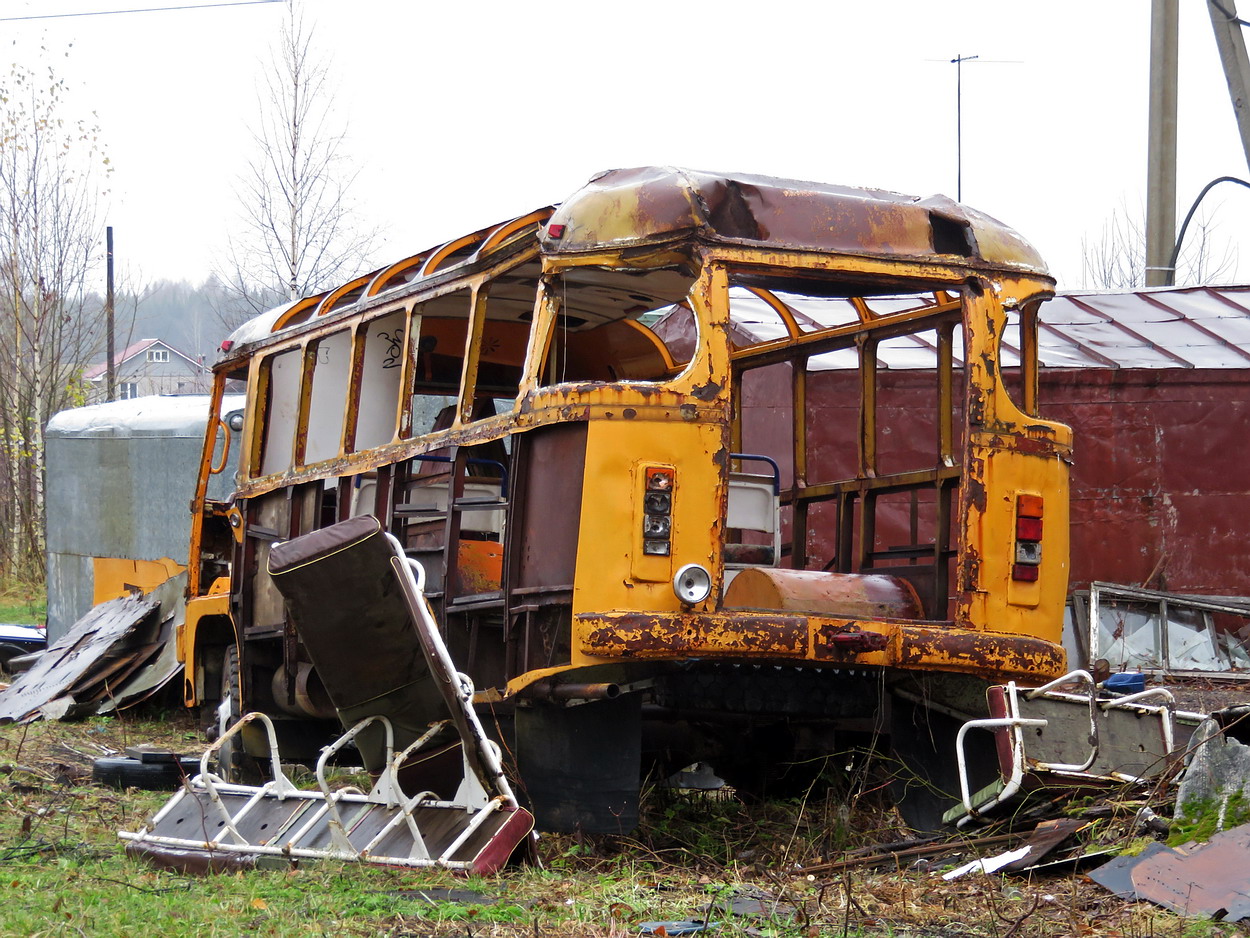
[575,612,1067,683]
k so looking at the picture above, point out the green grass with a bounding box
[0,576,44,626]
[0,712,1236,938]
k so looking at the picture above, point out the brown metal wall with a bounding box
[1043,368,1250,596]
[742,366,1250,599]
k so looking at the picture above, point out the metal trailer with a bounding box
[44,395,244,642]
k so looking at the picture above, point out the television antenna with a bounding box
[932,55,1022,202]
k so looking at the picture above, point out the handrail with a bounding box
[208,418,231,475]
[730,452,781,495]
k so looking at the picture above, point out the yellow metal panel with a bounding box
[92,556,184,606]
[572,418,727,619]
[178,591,232,706]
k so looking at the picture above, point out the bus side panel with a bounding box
[960,442,1070,646]
[571,417,727,631]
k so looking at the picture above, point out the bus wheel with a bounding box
[515,694,641,834]
[887,696,996,833]
[215,644,264,785]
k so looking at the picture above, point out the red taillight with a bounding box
[1017,494,1043,518]
[1012,493,1043,582]
[1016,517,1043,541]
[1011,563,1040,582]
[548,223,566,239]
[220,339,234,352]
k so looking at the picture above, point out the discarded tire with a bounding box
[91,756,201,791]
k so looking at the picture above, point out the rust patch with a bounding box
[959,544,982,592]
[578,612,806,659]
[679,404,699,421]
[689,379,724,402]
[964,458,988,512]
[896,625,1065,681]
[622,408,637,419]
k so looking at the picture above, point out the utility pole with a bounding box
[1145,0,1179,287]
[106,226,115,401]
[952,54,979,202]
[1208,0,1250,171]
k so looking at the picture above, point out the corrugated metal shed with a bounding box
[45,395,245,641]
[1041,286,1250,370]
[727,284,1250,372]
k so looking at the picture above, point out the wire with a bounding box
[1165,175,1250,286]
[0,0,281,22]
[1210,0,1250,29]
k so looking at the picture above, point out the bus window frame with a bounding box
[527,265,702,391]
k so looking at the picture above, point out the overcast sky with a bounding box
[7,0,1250,294]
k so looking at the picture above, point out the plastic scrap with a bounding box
[639,920,716,935]
[942,845,1031,880]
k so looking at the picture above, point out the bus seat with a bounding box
[725,471,779,569]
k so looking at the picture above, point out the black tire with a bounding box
[92,757,201,791]
[216,644,265,784]
[887,696,997,833]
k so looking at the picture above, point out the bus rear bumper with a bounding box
[574,611,1066,685]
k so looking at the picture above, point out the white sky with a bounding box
[6,0,1250,293]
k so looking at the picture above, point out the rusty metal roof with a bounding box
[542,166,1049,275]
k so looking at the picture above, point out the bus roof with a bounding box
[223,167,1048,354]
[541,167,1047,274]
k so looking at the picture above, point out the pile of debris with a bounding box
[0,575,184,723]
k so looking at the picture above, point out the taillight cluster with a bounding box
[643,467,674,556]
[1012,493,1043,582]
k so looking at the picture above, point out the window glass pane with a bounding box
[260,349,301,476]
[355,310,406,451]
[1166,606,1224,670]
[1095,599,1162,670]
[305,330,352,464]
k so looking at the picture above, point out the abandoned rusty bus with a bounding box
[182,167,1072,831]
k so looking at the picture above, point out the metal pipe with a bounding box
[526,681,621,701]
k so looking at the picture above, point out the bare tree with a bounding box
[1080,202,1237,290]
[216,2,381,328]
[0,59,110,580]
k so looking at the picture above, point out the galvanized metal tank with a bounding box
[44,395,244,642]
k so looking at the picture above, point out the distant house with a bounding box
[83,339,210,401]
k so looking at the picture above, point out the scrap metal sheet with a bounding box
[0,595,158,722]
[1091,823,1250,921]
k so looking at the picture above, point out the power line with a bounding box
[0,0,281,22]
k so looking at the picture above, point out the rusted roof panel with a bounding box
[540,166,1049,274]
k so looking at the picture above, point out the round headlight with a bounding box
[673,563,712,605]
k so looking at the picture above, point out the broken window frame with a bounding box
[727,274,966,619]
[1071,581,1250,676]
